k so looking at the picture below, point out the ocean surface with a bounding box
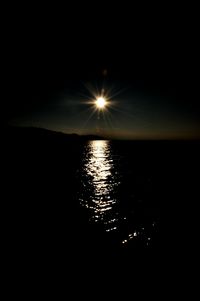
[3,128,200,290]
[78,140,160,250]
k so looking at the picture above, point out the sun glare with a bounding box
[95,97,106,109]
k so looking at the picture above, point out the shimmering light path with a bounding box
[78,140,158,247]
[79,140,120,232]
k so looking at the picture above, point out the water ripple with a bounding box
[79,140,120,231]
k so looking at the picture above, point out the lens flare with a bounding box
[95,97,106,109]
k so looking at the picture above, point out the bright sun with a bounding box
[95,97,106,109]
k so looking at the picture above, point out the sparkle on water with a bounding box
[78,140,157,247]
[79,140,120,232]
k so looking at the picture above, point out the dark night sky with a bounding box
[3,4,200,139]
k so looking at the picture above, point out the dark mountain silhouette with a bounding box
[3,125,105,144]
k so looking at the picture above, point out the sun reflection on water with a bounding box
[79,140,120,231]
[78,140,158,246]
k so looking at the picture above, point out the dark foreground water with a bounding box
[2,128,200,294]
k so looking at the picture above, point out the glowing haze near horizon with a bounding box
[9,80,200,140]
